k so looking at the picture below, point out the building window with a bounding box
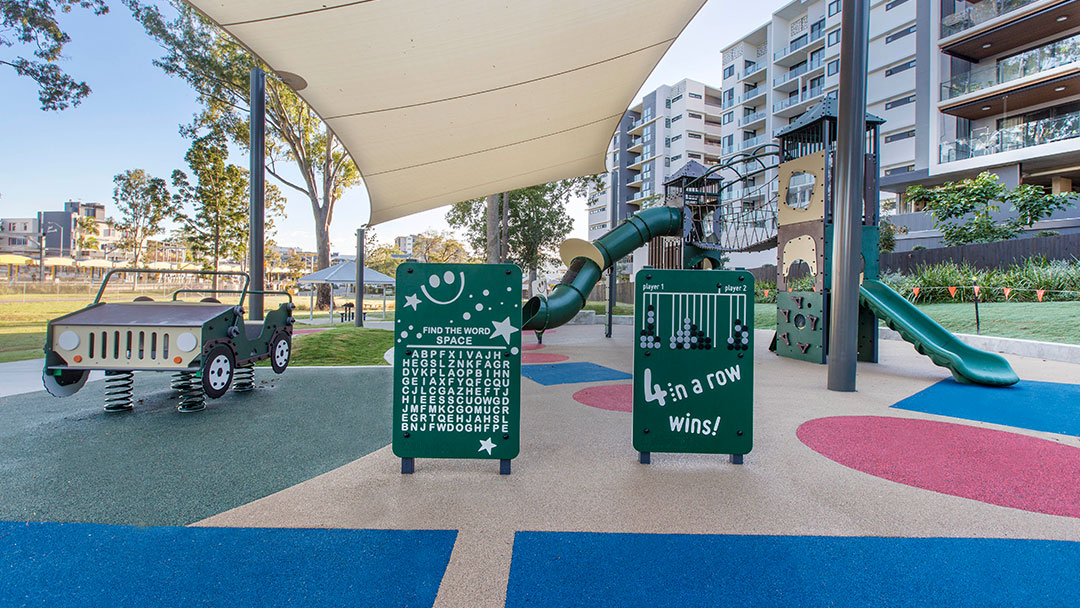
[688,132,703,139]
[722,112,733,124]
[665,137,671,148]
[665,118,671,128]
[689,92,702,99]
[885,94,916,110]
[810,19,824,39]
[885,59,916,77]
[671,114,682,123]
[670,154,682,162]
[827,59,839,76]
[670,94,683,104]
[884,129,916,143]
[828,0,840,16]
[885,25,916,44]
[688,153,702,159]
[884,165,915,176]
[827,30,840,47]
[671,134,682,142]
[688,112,702,119]
[724,65,735,79]
[885,0,909,10]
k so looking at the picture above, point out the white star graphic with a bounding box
[478,437,497,455]
[404,293,421,310]
[489,316,518,345]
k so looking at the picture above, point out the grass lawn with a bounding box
[583,301,635,316]
[269,327,394,366]
[753,301,1080,345]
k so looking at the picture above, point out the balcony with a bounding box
[941,31,1080,105]
[737,87,765,105]
[773,57,824,88]
[627,137,645,154]
[940,0,1080,62]
[628,115,658,135]
[739,110,767,127]
[721,143,736,155]
[941,0,1043,38]
[738,63,767,81]
[740,134,770,151]
[773,86,825,117]
[939,108,1080,162]
[773,25,825,65]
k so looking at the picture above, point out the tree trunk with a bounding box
[500,192,510,263]
[485,194,499,263]
[314,220,332,309]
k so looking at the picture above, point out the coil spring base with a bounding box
[233,365,254,393]
[173,371,205,413]
[103,371,134,412]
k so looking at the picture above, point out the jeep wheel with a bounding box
[270,333,291,374]
[201,344,235,399]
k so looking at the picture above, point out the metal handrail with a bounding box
[94,268,251,305]
[170,288,293,304]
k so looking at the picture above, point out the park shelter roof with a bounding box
[185,0,707,224]
[298,262,395,286]
[0,254,32,265]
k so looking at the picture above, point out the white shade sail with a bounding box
[185,0,707,224]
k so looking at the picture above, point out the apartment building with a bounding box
[884,0,1080,247]
[0,201,119,257]
[719,0,920,207]
[394,234,418,256]
[587,78,727,272]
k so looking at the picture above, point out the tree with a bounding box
[74,215,99,254]
[412,231,475,264]
[171,128,285,290]
[112,169,176,282]
[125,1,361,308]
[2,0,108,110]
[447,178,595,293]
[906,172,1075,246]
[366,243,405,278]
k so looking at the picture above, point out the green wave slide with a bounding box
[860,279,1019,386]
[522,206,682,332]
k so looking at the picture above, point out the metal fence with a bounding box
[879,233,1080,274]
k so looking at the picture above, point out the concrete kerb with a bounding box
[879,327,1080,364]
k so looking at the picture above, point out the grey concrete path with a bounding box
[0,358,104,398]
[196,324,1080,607]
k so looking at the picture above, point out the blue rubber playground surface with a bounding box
[891,379,1080,438]
[0,521,456,608]
[505,532,1080,607]
[520,362,631,386]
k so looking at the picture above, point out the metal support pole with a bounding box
[248,67,266,321]
[355,228,365,327]
[605,267,615,338]
[827,0,869,392]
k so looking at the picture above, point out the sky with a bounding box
[0,1,781,253]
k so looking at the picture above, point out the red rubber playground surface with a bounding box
[798,416,1080,519]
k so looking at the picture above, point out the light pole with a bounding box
[29,213,63,282]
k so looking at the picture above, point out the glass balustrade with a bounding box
[941,32,1080,100]
[941,0,1040,38]
[939,109,1080,162]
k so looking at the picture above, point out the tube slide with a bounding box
[859,279,1019,386]
[522,206,682,331]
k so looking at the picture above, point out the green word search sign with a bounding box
[393,263,522,467]
[633,269,754,460]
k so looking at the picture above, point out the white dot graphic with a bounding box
[463,312,471,320]
[409,325,414,330]
[506,287,512,292]
[400,331,408,338]
[475,303,483,311]
[483,289,490,296]
[511,347,519,355]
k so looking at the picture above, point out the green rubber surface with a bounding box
[0,367,392,526]
[859,280,1019,387]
